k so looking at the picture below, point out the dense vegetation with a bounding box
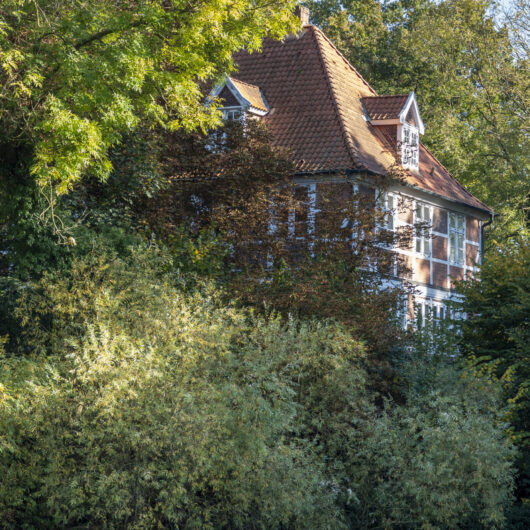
[0,247,516,528]
[458,239,530,524]
[0,0,528,528]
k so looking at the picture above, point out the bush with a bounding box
[458,238,530,513]
[0,248,343,528]
[0,246,516,528]
[353,372,515,529]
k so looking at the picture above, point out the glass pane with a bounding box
[416,238,421,253]
[424,206,431,222]
[425,238,431,255]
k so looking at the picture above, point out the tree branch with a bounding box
[74,20,144,50]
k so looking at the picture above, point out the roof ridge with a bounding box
[311,26,378,97]
[419,142,491,212]
[230,77,260,89]
[309,26,359,168]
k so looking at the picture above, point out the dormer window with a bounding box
[208,76,269,121]
[363,91,424,172]
[222,107,244,121]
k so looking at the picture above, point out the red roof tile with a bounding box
[363,95,409,120]
[233,26,491,213]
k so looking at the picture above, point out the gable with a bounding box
[218,85,240,107]
[406,107,417,127]
[209,76,269,116]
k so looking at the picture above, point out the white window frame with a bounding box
[205,106,245,152]
[221,106,245,122]
[379,192,396,232]
[397,296,409,329]
[414,298,447,328]
[400,123,419,170]
[414,201,432,257]
[286,183,318,254]
[448,212,465,265]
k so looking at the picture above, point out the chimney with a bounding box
[295,5,310,26]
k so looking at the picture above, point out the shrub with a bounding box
[0,249,341,529]
[0,246,516,528]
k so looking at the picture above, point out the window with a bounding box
[415,298,431,328]
[381,192,396,231]
[449,212,465,264]
[414,201,432,256]
[374,192,397,254]
[286,183,317,244]
[222,107,243,121]
[401,124,419,170]
[414,298,447,328]
[397,296,409,329]
[206,107,244,151]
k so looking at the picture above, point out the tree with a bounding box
[0,244,516,528]
[0,0,298,193]
[458,238,530,520]
[0,247,341,528]
[111,120,415,369]
[0,0,299,276]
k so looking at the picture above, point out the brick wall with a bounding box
[432,234,447,261]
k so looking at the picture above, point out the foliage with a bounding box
[0,246,516,528]
[0,247,341,529]
[458,238,530,513]
[232,255,408,395]
[0,3,524,524]
[0,154,75,279]
[352,371,514,529]
[0,0,298,194]
[0,0,299,278]
[115,121,414,358]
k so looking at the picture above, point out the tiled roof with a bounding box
[229,78,269,112]
[233,26,491,213]
[363,95,409,120]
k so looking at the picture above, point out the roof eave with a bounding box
[293,168,493,216]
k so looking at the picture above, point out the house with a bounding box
[210,7,493,324]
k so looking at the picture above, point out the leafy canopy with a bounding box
[0,244,516,528]
[458,239,530,508]
[0,0,298,193]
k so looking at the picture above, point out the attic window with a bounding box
[363,91,424,172]
[222,107,244,121]
[401,123,419,170]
